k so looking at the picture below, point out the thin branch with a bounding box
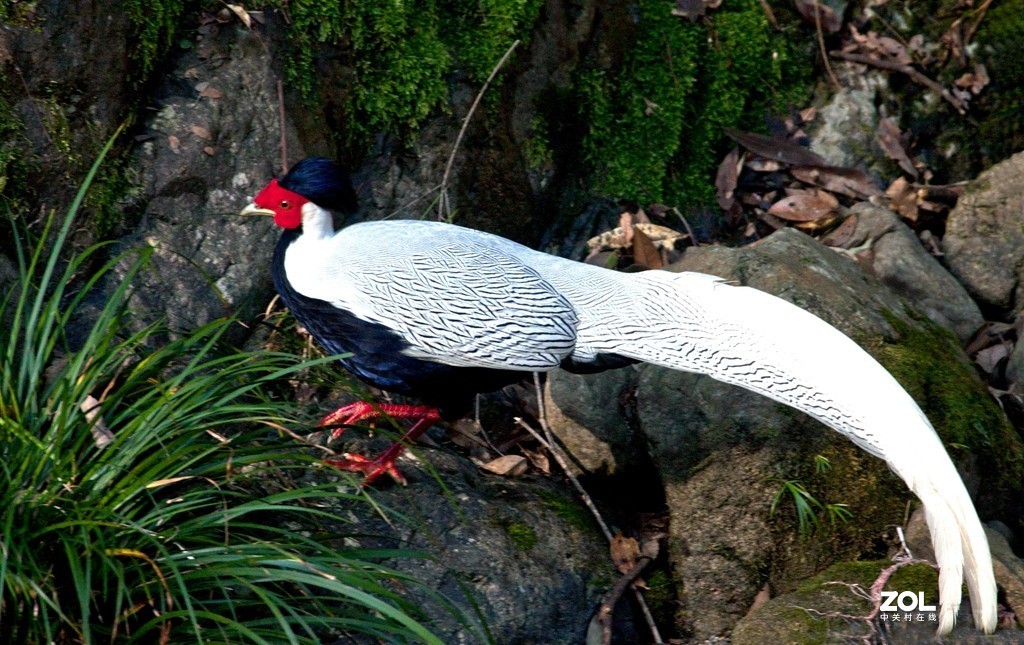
[829,50,967,114]
[813,0,841,90]
[277,78,288,173]
[670,206,698,247]
[963,0,995,47]
[438,40,521,221]
[516,401,667,642]
[596,550,656,645]
[513,416,613,542]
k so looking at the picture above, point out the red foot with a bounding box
[325,452,408,486]
[320,407,440,485]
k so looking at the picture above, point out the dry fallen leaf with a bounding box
[225,3,252,28]
[672,0,714,21]
[632,226,664,269]
[767,190,839,222]
[975,344,1009,375]
[200,86,224,99]
[791,166,882,199]
[203,146,216,156]
[885,176,920,222]
[821,214,859,247]
[792,0,841,32]
[610,532,642,575]
[81,394,114,449]
[523,448,550,474]
[715,146,741,211]
[190,124,212,139]
[955,64,990,95]
[724,128,830,167]
[877,117,918,178]
[586,223,686,255]
[167,134,181,154]
[480,454,528,477]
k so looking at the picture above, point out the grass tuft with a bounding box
[0,128,466,643]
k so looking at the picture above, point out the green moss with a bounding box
[0,0,38,25]
[443,0,545,83]
[873,311,1024,494]
[84,161,144,239]
[735,560,939,644]
[577,0,701,202]
[125,0,191,85]
[537,489,594,533]
[973,0,1024,163]
[672,2,810,205]
[523,115,553,171]
[505,521,538,552]
[277,0,542,148]
[576,0,812,205]
[36,96,76,165]
[0,93,31,216]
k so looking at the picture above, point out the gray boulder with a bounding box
[111,25,301,332]
[845,202,983,342]
[547,228,1013,639]
[944,151,1024,314]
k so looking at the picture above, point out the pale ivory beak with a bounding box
[240,203,275,217]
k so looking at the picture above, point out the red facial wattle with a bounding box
[253,179,309,229]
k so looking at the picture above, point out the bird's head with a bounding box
[241,157,358,229]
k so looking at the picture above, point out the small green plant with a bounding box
[0,131,471,643]
[771,478,820,534]
[770,476,851,534]
[814,453,832,474]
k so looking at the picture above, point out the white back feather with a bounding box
[283,216,996,634]
[557,269,996,635]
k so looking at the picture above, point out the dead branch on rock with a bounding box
[438,40,520,221]
[829,50,967,114]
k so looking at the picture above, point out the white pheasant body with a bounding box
[255,171,996,636]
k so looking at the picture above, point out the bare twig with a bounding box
[793,557,938,645]
[438,40,520,221]
[758,0,779,29]
[963,0,995,47]
[262,420,337,456]
[596,546,657,645]
[670,206,698,247]
[513,417,613,541]
[814,0,841,90]
[829,50,967,114]
[520,373,666,644]
[277,78,288,173]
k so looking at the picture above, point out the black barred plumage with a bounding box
[243,157,996,636]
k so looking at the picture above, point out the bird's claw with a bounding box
[324,452,407,486]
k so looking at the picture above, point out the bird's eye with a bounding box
[280,200,291,209]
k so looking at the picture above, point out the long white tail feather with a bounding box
[568,270,997,635]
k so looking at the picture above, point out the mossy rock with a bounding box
[731,560,940,644]
[576,0,813,205]
[629,228,1024,638]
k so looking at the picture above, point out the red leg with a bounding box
[324,417,437,485]
[319,402,441,485]
[319,401,441,441]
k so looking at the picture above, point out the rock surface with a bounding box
[944,151,1024,315]
[308,444,617,643]
[845,202,984,342]
[547,228,1014,640]
[108,25,296,332]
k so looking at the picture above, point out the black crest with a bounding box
[279,157,359,215]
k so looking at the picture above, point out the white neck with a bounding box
[300,202,336,239]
